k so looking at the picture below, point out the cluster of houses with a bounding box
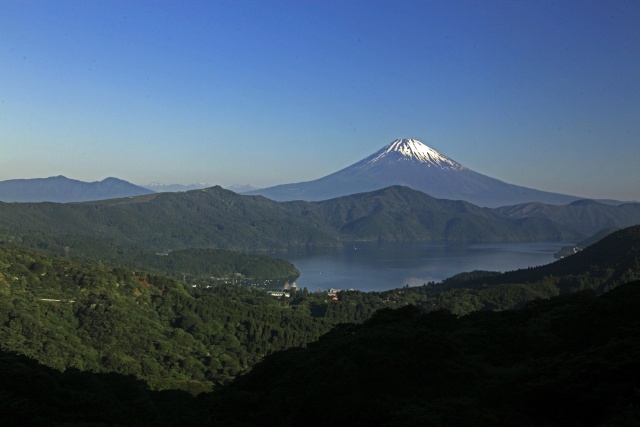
[268,282,342,301]
[267,281,299,298]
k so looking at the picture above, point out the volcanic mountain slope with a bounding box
[246,138,587,207]
[0,175,154,202]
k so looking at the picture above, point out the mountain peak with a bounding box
[244,137,587,207]
[365,138,464,170]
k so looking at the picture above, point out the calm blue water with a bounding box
[279,241,568,292]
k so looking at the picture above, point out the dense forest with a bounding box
[0,245,327,393]
[209,283,640,426]
[2,283,639,426]
[1,225,640,425]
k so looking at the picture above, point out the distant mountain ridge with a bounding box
[246,138,609,207]
[142,182,210,193]
[0,176,154,202]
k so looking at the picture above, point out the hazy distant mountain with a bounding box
[245,138,595,207]
[224,184,262,193]
[142,182,210,193]
[142,183,261,194]
[0,176,154,202]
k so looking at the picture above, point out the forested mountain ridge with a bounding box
[2,185,639,257]
[440,223,640,288]
[309,186,575,242]
[0,186,340,253]
[495,198,640,235]
[410,224,640,314]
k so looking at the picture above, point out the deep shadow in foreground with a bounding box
[2,281,640,426]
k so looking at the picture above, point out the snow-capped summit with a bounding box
[361,138,464,170]
[245,138,584,207]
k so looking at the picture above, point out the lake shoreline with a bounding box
[274,241,571,292]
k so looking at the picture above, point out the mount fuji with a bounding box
[245,138,586,207]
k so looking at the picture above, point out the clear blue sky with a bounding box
[2,0,639,201]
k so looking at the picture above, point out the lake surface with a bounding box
[279,241,569,292]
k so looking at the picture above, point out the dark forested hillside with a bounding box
[4,284,638,426]
[0,350,207,426]
[401,225,640,315]
[209,283,640,427]
[441,225,640,291]
[554,227,618,258]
